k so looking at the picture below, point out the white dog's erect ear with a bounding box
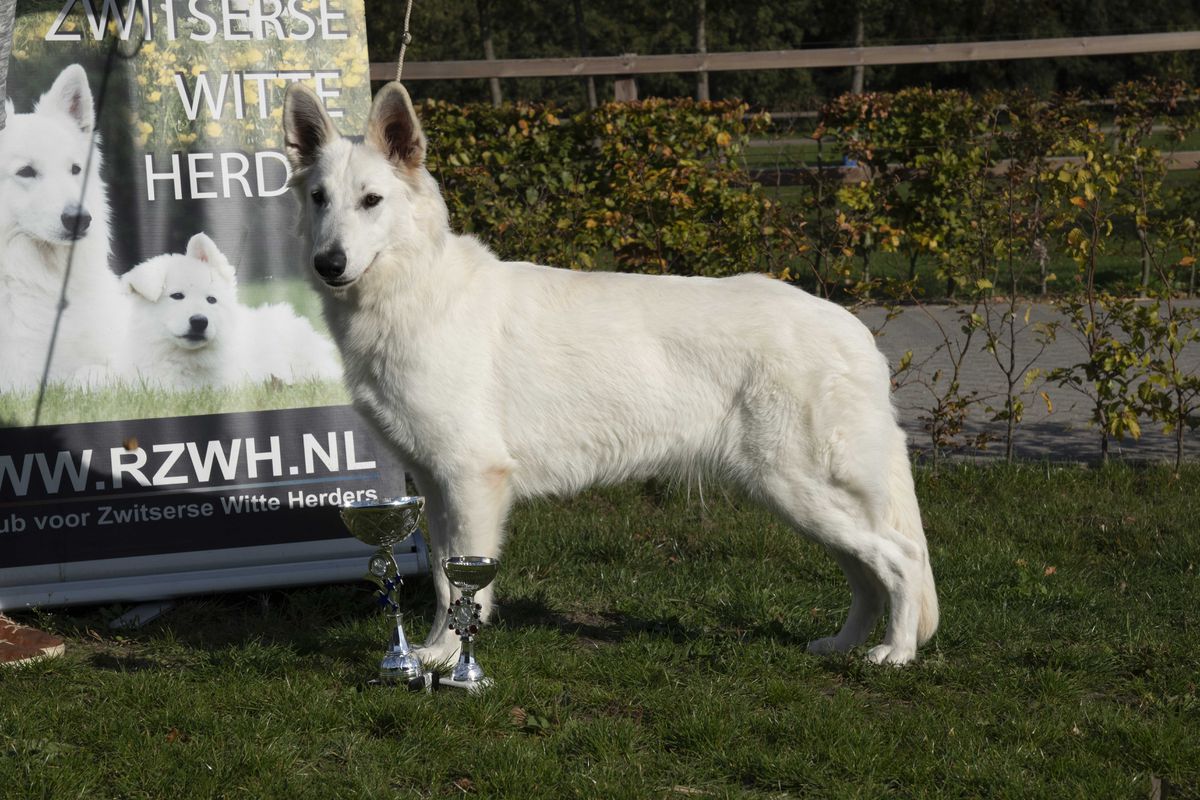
[283,82,339,173]
[186,233,237,284]
[122,260,167,303]
[366,82,426,170]
[38,64,95,134]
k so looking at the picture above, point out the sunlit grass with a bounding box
[2,464,1197,797]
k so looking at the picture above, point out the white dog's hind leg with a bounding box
[806,551,885,655]
[761,471,924,665]
[412,466,513,668]
[856,534,925,665]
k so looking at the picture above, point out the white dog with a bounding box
[0,65,129,392]
[122,232,341,389]
[284,82,939,665]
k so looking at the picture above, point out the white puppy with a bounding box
[122,233,340,389]
[0,65,129,392]
[284,82,939,666]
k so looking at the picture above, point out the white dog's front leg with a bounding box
[411,467,513,668]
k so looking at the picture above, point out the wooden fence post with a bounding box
[614,53,638,102]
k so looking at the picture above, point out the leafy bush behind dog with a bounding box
[421,98,773,276]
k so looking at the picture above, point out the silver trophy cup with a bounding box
[442,556,500,686]
[340,496,425,683]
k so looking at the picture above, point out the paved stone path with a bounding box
[853,300,1200,463]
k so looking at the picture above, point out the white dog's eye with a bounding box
[16,165,37,178]
[362,193,383,209]
[311,188,328,206]
[71,164,82,175]
[170,292,184,300]
[206,296,217,304]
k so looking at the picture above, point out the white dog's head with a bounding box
[282,81,448,292]
[122,233,237,350]
[0,65,106,251]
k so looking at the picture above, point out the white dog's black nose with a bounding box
[61,207,91,239]
[189,315,208,333]
[314,248,347,282]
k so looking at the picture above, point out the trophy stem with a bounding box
[389,612,411,654]
[452,635,484,683]
[380,610,422,683]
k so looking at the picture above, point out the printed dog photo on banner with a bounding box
[0,0,374,426]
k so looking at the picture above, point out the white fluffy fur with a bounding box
[122,233,341,389]
[284,82,939,665]
[0,65,130,392]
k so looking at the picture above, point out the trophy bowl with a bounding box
[340,496,427,685]
[443,555,499,593]
[339,496,425,548]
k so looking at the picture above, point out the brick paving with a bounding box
[854,300,1200,463]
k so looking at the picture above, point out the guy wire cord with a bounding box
[396,0,414,82]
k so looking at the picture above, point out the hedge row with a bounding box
[421,97,773,277]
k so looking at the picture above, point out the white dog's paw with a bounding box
[866,644,916,666]
[411,641,459,668]
[806,636,852,655]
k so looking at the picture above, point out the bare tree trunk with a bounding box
[0,0,16,131]
[572,0,597,109]
[850,7,865,94]
[476,0,502,107]
[695,0,709,102]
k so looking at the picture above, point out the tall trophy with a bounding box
[340,496,426,684]
[442,555,500,691]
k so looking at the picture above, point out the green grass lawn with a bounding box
[2,464,1198,798]
[0,380,350,428]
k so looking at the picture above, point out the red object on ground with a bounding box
[0,615,65,666]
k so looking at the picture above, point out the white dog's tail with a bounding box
[887,442,939,646]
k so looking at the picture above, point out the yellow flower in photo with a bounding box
[135,121,154,147]
[205,121,224,138]
[148,90,162,103]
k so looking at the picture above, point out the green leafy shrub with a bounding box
[421,98,777,276]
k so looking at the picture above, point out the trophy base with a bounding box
[437,674,493,694]
[367,671,436,692]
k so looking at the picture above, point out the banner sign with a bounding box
[0,1,420,608]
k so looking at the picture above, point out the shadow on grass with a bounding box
[497,593,812,649]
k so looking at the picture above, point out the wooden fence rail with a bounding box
[749,151,1200,186]
[370,31,1200,83]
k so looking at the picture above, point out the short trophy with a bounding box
[442,555,500,691]
[340,496,426,685]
